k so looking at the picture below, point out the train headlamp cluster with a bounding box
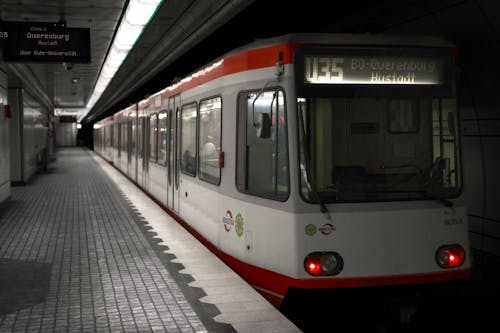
[304,252,343,276]
[435,244,465,268]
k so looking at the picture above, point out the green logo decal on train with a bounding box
[305,224,317,236]
[235,212,244,238]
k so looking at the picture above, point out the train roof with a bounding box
[226,33,455,56]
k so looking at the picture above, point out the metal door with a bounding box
[140,116,149,190]
[167,95,180,213]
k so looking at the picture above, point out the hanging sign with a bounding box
[0,21,90,63]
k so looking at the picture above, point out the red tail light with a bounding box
[305,256,322,275]
[304,252,343,276]
[436,244,465,268]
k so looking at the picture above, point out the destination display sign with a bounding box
[1,22,90,63]
[303,49,448,86]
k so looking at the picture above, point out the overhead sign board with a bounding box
[0,21,90,63]
[302,51,446,86]
[295,46,455,97]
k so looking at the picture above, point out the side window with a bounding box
[432,98,459,188]
[236,89,289,200]
[198,97,222,185]
[103,127,107,149]
[150,114,158,162]
[128,119,134,162]
[130,117,136,159]
[180,102,197,176]
[138,116,143,159]
[110,125,114,148]
[121,122,127,155]
[114,123,120,151]
[387,99,419,133]
[158,111,167,165]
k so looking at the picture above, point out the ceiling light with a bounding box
[77,0,163,122]
[126,0,162,25]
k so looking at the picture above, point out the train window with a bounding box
[158,111,167,165]
[149,114,158,163]
[114,123,120,151]
[129,117,135,163]
[110,125,114,148]
[144,117,150,163]
[138,116,144,159]
[198,97,221,185]
[298,96,461,204]
[180,102,198,176]
[236,89,289,200]
[114,124,118,148]
[387,100,419,133]
[103,127,107,149]
[432,99,459,188]
[176,107,181,189]
[121,122,127,155]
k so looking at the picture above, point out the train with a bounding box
[94,33,471,309]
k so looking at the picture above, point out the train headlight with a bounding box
[435,244,465,268]
[304,252,343,276]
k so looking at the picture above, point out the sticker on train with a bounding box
[235,213,244,237]
[223,210,234,232]
[443,217,464,226]
[305,224,317,236]
[319,223,336,235]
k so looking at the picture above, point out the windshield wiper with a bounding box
[423,191,453,207]
[298,101,330,219]
[405,190,453,207]
[380,164,424,177]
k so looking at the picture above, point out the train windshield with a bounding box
[295,46,461,203]
[297,97,462,203]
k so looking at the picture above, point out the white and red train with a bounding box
[94,33,471,308]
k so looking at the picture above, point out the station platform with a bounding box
[0,147,301,333]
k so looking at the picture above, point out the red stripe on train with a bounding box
[160,43,301,97]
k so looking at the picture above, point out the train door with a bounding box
[167,95,180,213]
[166,106,173,208]
[137,114,143,186]
[142,115,150,191]
[121,121,127,171]
[138,114,148,190]
[126,115,132,177]
[128,108,138,182]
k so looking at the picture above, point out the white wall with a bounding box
[8,88,24,183]
[0,69,10,203]
[55,122,77,146]
[8,88,49,184]
[23,92,48,180]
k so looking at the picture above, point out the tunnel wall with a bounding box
[329,0,500,274]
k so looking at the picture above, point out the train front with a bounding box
[287,43,471,302]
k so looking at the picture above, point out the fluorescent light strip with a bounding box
[78,0,163,122]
